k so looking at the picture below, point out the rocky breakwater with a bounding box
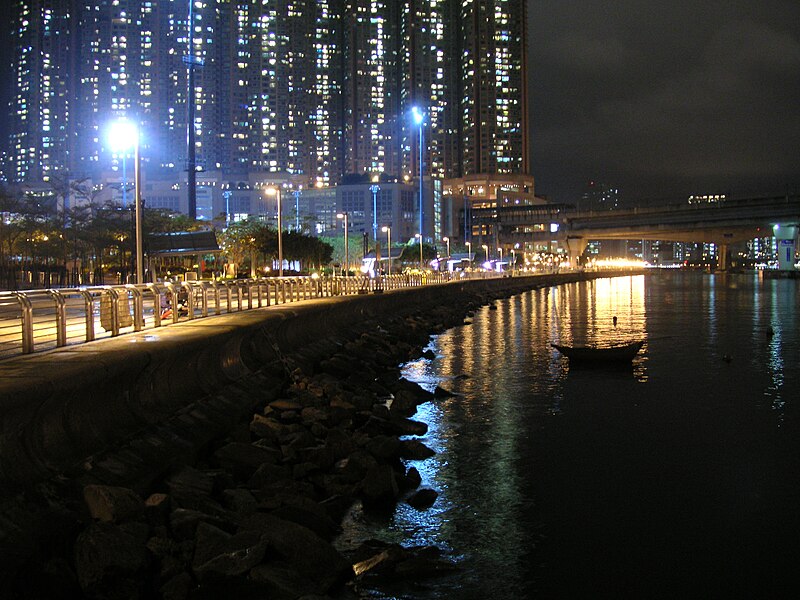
[6,288,504,599]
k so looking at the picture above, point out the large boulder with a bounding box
[83,484,144,523]
[191,522,267,580]
[407,488,438,510]
[74,522,149,596]
[239,514,351,594]
[214,442,281,480]
[249,561,319,599]
[399,439,436,460]
[360,464,400,507]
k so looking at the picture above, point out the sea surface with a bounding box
[338,271,800,599]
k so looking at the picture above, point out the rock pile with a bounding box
[11,292,505,599]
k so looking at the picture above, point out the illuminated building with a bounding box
[6,0,531,238]
[10,0,73,184]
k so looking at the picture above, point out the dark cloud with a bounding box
[529,0,800,203]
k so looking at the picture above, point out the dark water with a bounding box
[340,272,800,599]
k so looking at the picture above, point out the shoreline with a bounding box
[1,271,644,597]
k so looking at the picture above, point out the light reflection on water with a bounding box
[345,272,800,599]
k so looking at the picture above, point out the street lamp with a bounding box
[381,225,392,276]
[415,233,424,270]
[443,236,450,272]
[498,247,503,271]
[223,190,232,227]
[466,241,472,263]
[412,106,425,247]
[482,244,489,266]
[337,212,349,276]
[511,248,516,275]
[370,179,380,242]
[265,186,283,277]
[293,186,302,232]
[108,119,143,284]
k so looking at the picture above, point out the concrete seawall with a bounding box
[0,271,640,493]
[0,270,648,586]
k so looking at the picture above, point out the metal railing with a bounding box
[0,271,476,360]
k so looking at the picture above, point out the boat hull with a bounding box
[551,341,644,363]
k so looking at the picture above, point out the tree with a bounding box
[282,230,333,272]
[399,241,437,267]
[217,220,269,277]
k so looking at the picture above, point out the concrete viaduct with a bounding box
[477,194,800,270]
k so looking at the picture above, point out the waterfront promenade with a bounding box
[0,269,640,596]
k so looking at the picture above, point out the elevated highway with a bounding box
[480,195,800,269]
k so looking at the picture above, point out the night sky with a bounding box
[528,0,800,203]
[3,2,799,205]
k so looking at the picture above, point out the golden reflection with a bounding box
[767,282,786,419]
[394,276,652,571]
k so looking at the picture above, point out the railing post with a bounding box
[182,282,195,319]
[45,290,68,347]
[125,285,144,331]
[236,281,244,311]
[211,281,222,314]
[200,282,210,317]
[164,282,180,324]
[13,292,34,354]
[105,288,121,336]
[78,290,96,341]
[225,281,233,313]
[147,283,163,327]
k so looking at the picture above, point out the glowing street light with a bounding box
[381,225,392,276]
[482,244,489,265]
[108,119,143,284]
[411,106,425,248]
[223,190,232,227]
[443,236,450,272]
[265,186,283,277]
[337,212,349,276]
[370,177,380,242]
[415,233,424,270]
[466,241,472,263]
[498,247,503,270]
[293,186,302,232]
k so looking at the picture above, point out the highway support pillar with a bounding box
[717,244,728,271]
[565,236,588,269]
[774,225,797,271]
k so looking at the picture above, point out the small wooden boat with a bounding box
[551,340,644,363]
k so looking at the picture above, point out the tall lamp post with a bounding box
[498,247,503,271]
[381,226,391,276]
[266,187,283,277]
[109,120,143,284]
[370,180,380,242]
[511,248,516,276]
[293,187,302,231]
[223,190,232,227]
[466,241,472,263]
[337,212,349,276]
[412,106,425,245]
[482,244,489,266]
[415,233,423,270]
[443,236,450,272]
